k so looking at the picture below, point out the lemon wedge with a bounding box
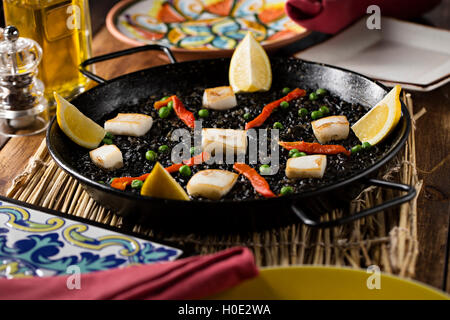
[229,31,272,93]
[141,162,190,201]
[351,85,402,146]
[55,93,105,149]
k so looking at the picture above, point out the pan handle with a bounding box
[291,178,416,228]
[79,44,177,84]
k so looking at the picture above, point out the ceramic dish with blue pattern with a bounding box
[106,0,309,53]
[0,196,184,278]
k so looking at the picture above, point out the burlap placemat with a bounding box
[6,93,424,277]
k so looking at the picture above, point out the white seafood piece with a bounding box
[286,155,327,179]
[89,145,123,170]
[201,128,247,155]
[311,115,349,144]
[187,169,238,200]
[104,113,153,137]
[202,86,237,110]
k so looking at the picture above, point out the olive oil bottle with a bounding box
[3,0,94,106]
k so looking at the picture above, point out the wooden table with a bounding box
[0,20,449,293]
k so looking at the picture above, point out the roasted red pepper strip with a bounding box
[153,96,173,110]
[172,96,196,129]
[279,141,351,157]
[233,163,276,198]
[245,88,306,130]
[165,152,210,173]
[110,173,150,191]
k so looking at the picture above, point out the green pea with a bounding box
[311,110,323,120]
[282,87,291,95]
[108,177,117,184]
[351,145,363,154]
[131,180,143,189]
[293,152,307,158]
[145,150,157,162]
[179,165,192,177]
[280,186,294,196]
[259,164,271,175]
[198,109,209,118]
[102,138,113,145]
[243,112,251,120]
[316,88,328,96]
[105,132,114,139]
[309,92,318,101]
[280,101,289,109]
[273,122,283,129]
[158,145,169,153]
[319,105,330,114]
[167,100,174,110]
[289,149,299,157]
[98,181,105,184]
[298,108,308,117]
[161,96,170,101]
[362,142,372,150]
[291,152,304,158]
[190,146,200,155]
[159,106,170,119]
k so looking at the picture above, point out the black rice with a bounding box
[72,86,394,201]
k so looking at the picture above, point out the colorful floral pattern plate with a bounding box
[0,196,183,278]
[106,0,308,52]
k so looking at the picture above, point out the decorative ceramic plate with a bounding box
[106,0,308,52]
[0,196,183,278]
[210,266,450,300]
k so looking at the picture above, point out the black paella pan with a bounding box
[46,45,415,231]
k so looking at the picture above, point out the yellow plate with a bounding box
[210,266,449,300]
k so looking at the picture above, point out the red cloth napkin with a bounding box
[286,0,441,34]
[0,247,257,300]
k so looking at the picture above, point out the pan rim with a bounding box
[46,57,411,205]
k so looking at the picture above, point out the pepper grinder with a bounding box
[0,26,49,137]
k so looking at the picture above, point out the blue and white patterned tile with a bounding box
[0,199,183,278]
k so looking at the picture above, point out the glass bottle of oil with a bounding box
[3,0,94,107]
